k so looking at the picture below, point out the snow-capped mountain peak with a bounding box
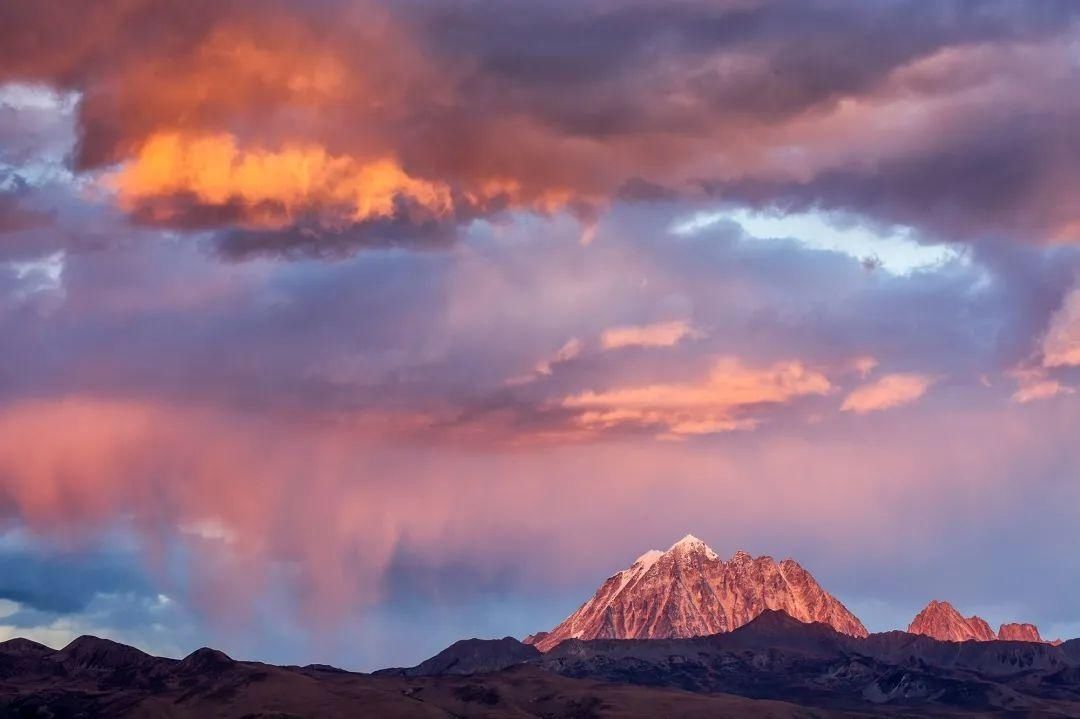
[668,534,719,559]
[525,534,867,652]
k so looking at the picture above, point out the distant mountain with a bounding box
[375,636,540,676]
[909,600,997,642]
[908,600,1058,644]
[525,534,867,651]
[1000,622,1044,643]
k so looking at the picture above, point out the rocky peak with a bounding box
[908,601,997,642]
[730,549,755,564]
[524,534,867,651]
[999,622,1043,642]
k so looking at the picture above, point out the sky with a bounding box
[0,0,1079,671]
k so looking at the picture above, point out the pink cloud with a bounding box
[600,320,699,350]
[563,357,831,437]
[0,389,1079,642]
[841,373,933,414]
[1008,367,1075,404]
[1043,286,1080,368]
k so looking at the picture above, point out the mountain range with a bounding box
[525,534,1054,649]
[2,534,1076,717]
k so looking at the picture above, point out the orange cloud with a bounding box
[563,357,831,436]
[109,132,455,229]
[600,320,699,350]
[841,373,933,414]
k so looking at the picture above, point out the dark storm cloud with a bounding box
[411,0,1076,130]
[3,1,1080,252]
[709,109,1080,244]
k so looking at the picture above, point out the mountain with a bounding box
[524,534,867,651]
[1000,622,1044,642]
[908,600,1057,644]
[908,600,997,641]
[376,637,540,676]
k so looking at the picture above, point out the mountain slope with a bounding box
[526,534,867,651]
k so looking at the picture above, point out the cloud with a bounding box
[536,338,583,376]
[4,0,1080,671]
[841,373,933,414]
[506,338,584,385]
[852,356,879,378]
[1042,286,1080,367]
[3,2,1080,252]
[1012,378,1074,404]
[109,132,456,230]
[1008,367,1074,404]
[0,176,52,234]
[600,319,698,350]
[563,357,831,437]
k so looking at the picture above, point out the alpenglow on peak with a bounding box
[524,534,867,651]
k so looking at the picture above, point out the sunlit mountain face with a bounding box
[0,0,1079,675]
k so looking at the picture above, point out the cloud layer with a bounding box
[4,1,1080,254]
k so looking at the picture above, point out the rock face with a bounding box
[999,622,1043,642]
[524,534,867,652]
[908,601,997,642]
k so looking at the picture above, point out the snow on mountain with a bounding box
[524,534,867,652]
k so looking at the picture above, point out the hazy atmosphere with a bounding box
[1,0,1079,673]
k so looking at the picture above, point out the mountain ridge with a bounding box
[2,609,1080,716]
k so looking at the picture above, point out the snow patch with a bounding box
[669,534,719,560]
[633,549,664,571]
